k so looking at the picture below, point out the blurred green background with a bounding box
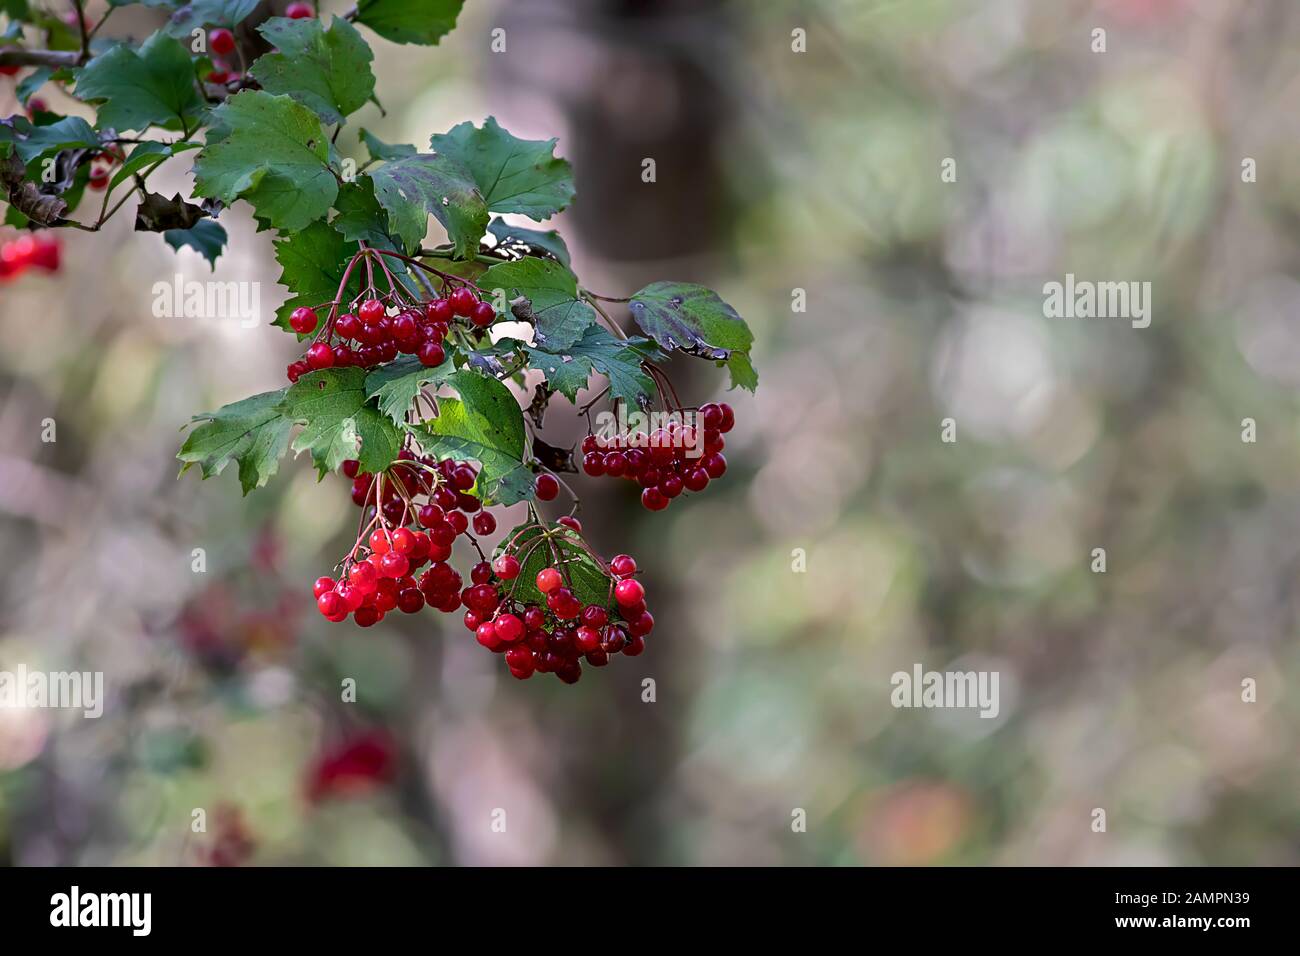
[2,0,1298,865]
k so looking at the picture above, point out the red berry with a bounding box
[703,453,727,479]
[492,554,520,580]
[317,591,342,617]
[581,605,608,628]
[426,299,452,324]
[390,527,415,554]
[604,452,627,478]
[700,403,723,430]
[505,645,533,670]
[475,621,501,650]
[470,301,495,328]
[368,529,391,555]
[379,551,409,579]
[336,583,365,612]
[348,562,379,594]
[582,452,605,477]
[472,512,496,536]
[447,510,470,534]
[289,305,318,335]
[575,625,601,653]
[210,28,236,56]
[535,473,560,501]
[470,561,493,585]
[397,588,425,614]
[623,633,646,656]
[358,298,385,325]
[609,554,636,578]
[557,516,581,533]
[718,403,735,433]
[336,312,361,339]
[418,504,444,528]
[536,567,563,593]
[313,576,336,598]
[494,613,524,643]
[614,578,645,607]
[683,468,710,492]
[449,287,477,316]
[417,340,445,367]
[354,606,382,627]
[660,474,684,498]
[629,611,654,637]
[286,1,314,18]
[305,341,335,370]
[640,487,669,511]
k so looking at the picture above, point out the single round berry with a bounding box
[397,588,425,614]
[418,504,444,528]
[660,474,684,498]
[629,611,654,637]
[536,567,563,593]
[470,561,493,585]
[358,298,386,325]
[348,561,379,594]
[317,591,342,617]
[623,633,646,656]
[683,468,710,492]
[288,305,318,335]
[614,578,645,607]
[390,527,415,554]
[470,301,495,328]
[354,605,382,627]
[609,554,637,578]
[718,403,735,433]
[472,512,496,536]
[703,452,727,479]
[450,465,476,491]
[700,403,723,430]
[604,452,628,478]
[210,28,236,56]
[379,551,409,579]
[426,299,452,324]
[368,529,391,555]
[335,312,361,340]
[582,452,605,477]
[449,287,478,316]
[475,621,500,650]
[641,487,669,511]
[313,576,336,598]
[581,605,608,628]
[575,625,601,653]
[494,613,524,644]
[418,340,445,367]
[535,473,560,501]
[305,341,335,370]
[492,555,519,580]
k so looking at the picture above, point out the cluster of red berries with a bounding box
[581,402,734,511]
[285,287,493,383]
[310,447,647,683]
[314,451,489,626]
[0,232,60,281]
[205,28,244,86]
[467,551,653,684]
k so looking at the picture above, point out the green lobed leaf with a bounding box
[162,0,260,35]
[192,90,338,232]
[271,219,361,332]
[164,219,228,269]
[627,281,758,392]
[366,153,487,257]
[364,353,456,426]
[430,117,574,219]
[10,115,98,163]
[281,367,402,477]
[479,256,596,351]
[523,325,658,409]
[250,16,375,126]
[493,523,613,609]
[408,369,532,505]
[178,388,293,495]
[488,217,570,267]
[359,128,417,163]
[355,0,464,45]
[75,32,205,133]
